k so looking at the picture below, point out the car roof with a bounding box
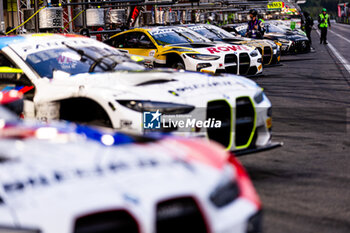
[0,34,86,49]
[183,24,207,27]
[140,26,193,32]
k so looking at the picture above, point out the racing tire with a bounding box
[169,59,185,70]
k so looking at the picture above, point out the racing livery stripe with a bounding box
[18,86,34,94]
[229,155,261,208]
[1,86,33,94]
[1,86,15,93]
[163,48,194,53]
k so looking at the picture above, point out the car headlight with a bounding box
[186,54,220,61]
[254,90,264,104]
[250,50,259,57]
[210,166,240,208]
[0,226,40,233]
[117,100,194,114]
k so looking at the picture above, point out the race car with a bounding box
[0,34,275,153]
[267,20,306,37]
[184,24,281,66]
[230,23,310,54]
[105,26,263,75]
[0,89,141,146]
[0,93,262,233]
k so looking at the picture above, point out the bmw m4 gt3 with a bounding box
[105,26,263,75]
[185,24,281,66]
[231,23,310,54]
[0,34,274,153]
[0,96,262,233]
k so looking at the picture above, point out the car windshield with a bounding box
[265,24,286,34]
[25,45,144,79]
[234,26,247,36]
[205,25,236,39]
[188,26,221,40]
[150,28,210,45]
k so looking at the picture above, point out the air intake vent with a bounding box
[235,97,255,147]
[156,197,208,233]
[74,210,139,233]
[224,54,238,74]
[263,46,272,65]
[239,53,250,75]
[207,100,232,149]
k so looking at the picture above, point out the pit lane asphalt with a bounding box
[239,28,350,233]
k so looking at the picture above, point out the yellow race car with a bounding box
[105,26,263,75]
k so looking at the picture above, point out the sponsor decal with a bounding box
[207,45,249,54]
[149,50,156,56]
[267,1,284,9]
[188,25,205,30]
[2,158,194,194]
[120,120,133,129]
[57,52,79,69]
[173,80,235,93]
[149,28,187,36]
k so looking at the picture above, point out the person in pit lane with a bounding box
[318,8,331,45]
[303,11,314,49]
[246,9,265,39]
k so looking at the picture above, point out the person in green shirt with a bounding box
[318,8,331,44]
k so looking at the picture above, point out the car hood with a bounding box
[0,137,232,231]
[265,32,307,41]
[35,71,261,104]
[285,33,308,41]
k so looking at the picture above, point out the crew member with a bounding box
[246,9,264,39]
[207,16,214,25]
[303,12,314,46]
[79,28,90,37]
[318,8,331,44]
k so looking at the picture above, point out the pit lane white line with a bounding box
[329,29,350,44]
[316,30,350,75]
[331,23,350,32]
[334,22,350,28]
[331,25,350,33]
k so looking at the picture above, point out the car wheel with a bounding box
[170,60,185,70]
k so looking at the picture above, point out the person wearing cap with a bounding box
[318,8,331,44]
[207,16,214,25]
[246,9,264,39]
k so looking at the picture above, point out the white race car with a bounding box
[0,102,262,233]
[105,26,263,75]
[0,34,275,153]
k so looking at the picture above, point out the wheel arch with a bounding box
[165,53,185,68]
[57,97,114,128]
